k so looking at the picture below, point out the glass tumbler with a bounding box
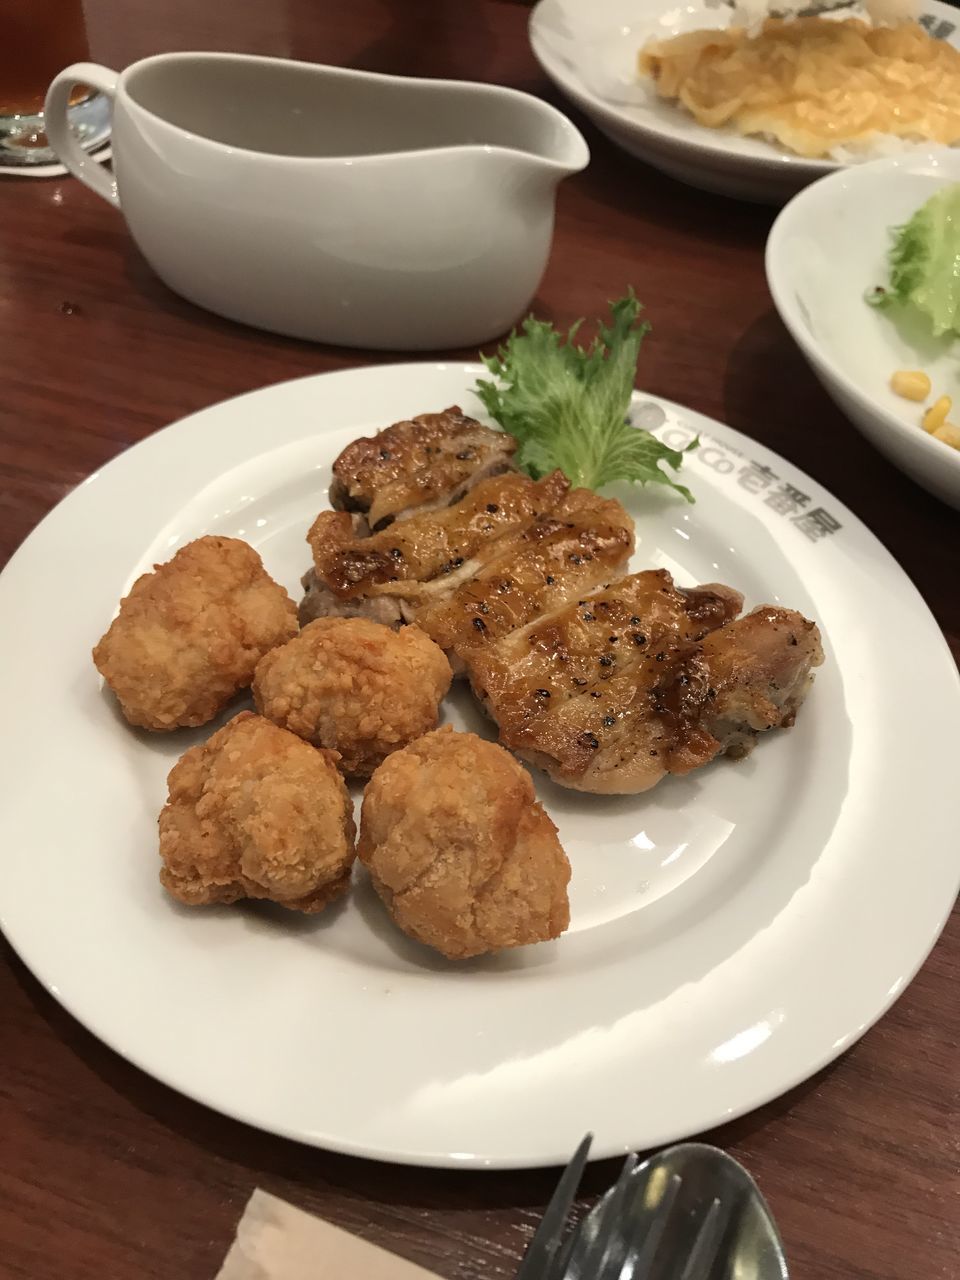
[0,0,109,167]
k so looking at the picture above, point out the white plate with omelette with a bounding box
[529,0,960,203]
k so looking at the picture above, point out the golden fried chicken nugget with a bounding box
[93,536,298,730]
[158,712,356,912]
[358,726,570,959]
[253,617,452,778]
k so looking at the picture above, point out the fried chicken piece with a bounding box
[93,536,298,731]
[253,618,452,777]
[158,712,356,912]
[358,726,570,960]
[330,406,517,529]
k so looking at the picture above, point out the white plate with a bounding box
[767,146,960,509]
[529,0,960,203]
[1,363,957,1169]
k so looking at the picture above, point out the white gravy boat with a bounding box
[45,53,589,350]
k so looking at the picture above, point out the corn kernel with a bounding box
[922,395,951,433]
[932,421,960,450]
[891,369,931,401]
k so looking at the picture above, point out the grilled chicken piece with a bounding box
[306,421,823,795]
[308,471,570,600]
[299,475,634,647]
[698,606,824,756]
[411,489,635,663]
[298,570,405,630]
[465,571,740,783]
[329,406,517,530]
[466,578,820,794]
[466,570,741,728]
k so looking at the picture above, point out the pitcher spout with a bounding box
[484,87,590,178]
[521,104,590,178]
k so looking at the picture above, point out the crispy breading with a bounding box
[253,618,452,778]
[158,712,356,912]
[93,536,298,730]
[358,727,570,960]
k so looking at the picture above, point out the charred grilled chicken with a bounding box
[329,406,516,530]
[465,574,822,793]
[302,412,824,794]
[300,470,635,652]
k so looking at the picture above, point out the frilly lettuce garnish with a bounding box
[474,291,694,501]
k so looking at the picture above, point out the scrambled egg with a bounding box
[639,18,960,158]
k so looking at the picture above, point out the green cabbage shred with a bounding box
[868,184,960,338]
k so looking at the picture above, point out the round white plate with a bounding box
[1,363,957,1169]
[529,0,960,204]
[767,146,960,509]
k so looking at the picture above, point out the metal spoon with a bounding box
[560,1142,789,1280]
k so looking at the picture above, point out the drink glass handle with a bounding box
[45,63,119,207]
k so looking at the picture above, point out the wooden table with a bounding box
[2,3,958,1278]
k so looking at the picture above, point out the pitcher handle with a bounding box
[45,63,120,207]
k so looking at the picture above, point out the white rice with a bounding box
[827,134,931,163]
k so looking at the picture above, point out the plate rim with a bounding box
[1,361,958,1170]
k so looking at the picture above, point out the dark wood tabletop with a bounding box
[2,2,958,1279]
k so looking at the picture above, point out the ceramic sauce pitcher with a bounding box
[45,53,589,349]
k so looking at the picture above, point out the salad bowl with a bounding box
[766,147,960,510]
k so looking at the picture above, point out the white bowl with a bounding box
[530,0,960,205]
[766,147,960,509]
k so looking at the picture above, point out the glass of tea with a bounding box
[0,0,110,167]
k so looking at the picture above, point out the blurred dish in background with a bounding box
[0,0,109,168]
[767,146,960,508]
[639,18,960,160]
[530,0,960,203]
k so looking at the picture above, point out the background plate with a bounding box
[766,147,960,509]
[529,0,960,204]
[0,362,957,1168]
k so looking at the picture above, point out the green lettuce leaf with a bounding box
[474,291,694,501]
[868,183,960,337]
